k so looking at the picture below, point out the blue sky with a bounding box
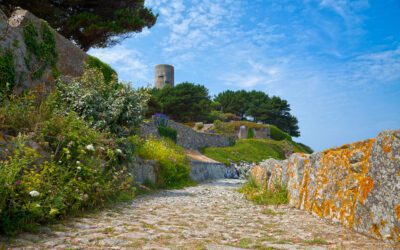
[89,0,400,151]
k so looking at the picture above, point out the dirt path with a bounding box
[4,179,392,249]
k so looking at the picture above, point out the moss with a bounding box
[87,55,117,83]
[23,22,58,80]
[0,49,16,96]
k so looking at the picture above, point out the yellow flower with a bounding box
[49,208,59,216]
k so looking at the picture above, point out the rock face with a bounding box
[250,130,400,242]
[0,9,87,93]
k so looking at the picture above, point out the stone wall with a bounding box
[140,120,233,150]
[0,9,87,93]
[250,130,400,242]
[127,158,157,184]
[189,161,238,182]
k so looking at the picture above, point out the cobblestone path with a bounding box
[3,179,393,249]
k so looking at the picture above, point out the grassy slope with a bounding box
[202,139,310,165]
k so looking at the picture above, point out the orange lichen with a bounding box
[370,223,382,238]
[381,136,392,153]
[359,176,374,204]
[396,205,400,220]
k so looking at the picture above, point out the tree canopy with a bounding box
[148,82,212,122]
[215,90,300,137]
[0,0,157,51]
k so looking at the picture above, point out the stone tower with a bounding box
[154,64,174,89]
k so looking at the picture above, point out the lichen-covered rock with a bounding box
[250,130,400,242]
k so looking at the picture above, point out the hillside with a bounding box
[202,138,311,165]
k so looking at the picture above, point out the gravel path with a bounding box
[3,179,392,249]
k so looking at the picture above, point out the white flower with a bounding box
[77,166,82,171]
[116,149,123,154]
[86,144,95,151]
[100,147,105,151]
[76,161,81,165]
[36,204,41,207]
[29,190,40,197]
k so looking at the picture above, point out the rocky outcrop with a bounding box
[0,9,87,93]
[250,130,400,242]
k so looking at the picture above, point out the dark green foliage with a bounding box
[0,49,16,96]
[215,90,300,137]
[148,83,212,122]
[268,125,292,141]
[23,22,58,80]
[247,128,254,139]
[295,142,313,154]
[157,126,177,142]
[87,55,117,83]
[1,0,157,51]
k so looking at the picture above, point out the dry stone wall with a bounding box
[250,130,400,242]
[140,120,233,150]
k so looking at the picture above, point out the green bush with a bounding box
[136,137,190,188]
[0,111,134,235]
[87,55,117,83]
[157,125,177,142]
[247,128,254,139]
[268,125,292,141]
[56,68,149,136]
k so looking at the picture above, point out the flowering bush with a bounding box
[0,95,134,235]
[56,68,150,136]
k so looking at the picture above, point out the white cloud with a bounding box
[89,45,150,83]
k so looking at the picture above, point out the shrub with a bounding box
[56,68,149,136]
[157,126,177,142]
[213,120,235,135]
[136,137,190,188]
[0,112,134,235]
[195,122,204,130]
[268,125,292,141]
[0,91,54,136]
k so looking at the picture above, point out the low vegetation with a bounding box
[202,139,310,165]
[238,177,288,206]
[0,66,150,235]
[135,137,191,189]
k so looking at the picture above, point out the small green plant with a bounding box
[238,177,288,206]
[303,238,329,245]
[247,128,255,139]
[157,125,177,142]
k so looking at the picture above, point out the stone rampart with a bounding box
[140,120,234,150]
[250,130,400,242]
